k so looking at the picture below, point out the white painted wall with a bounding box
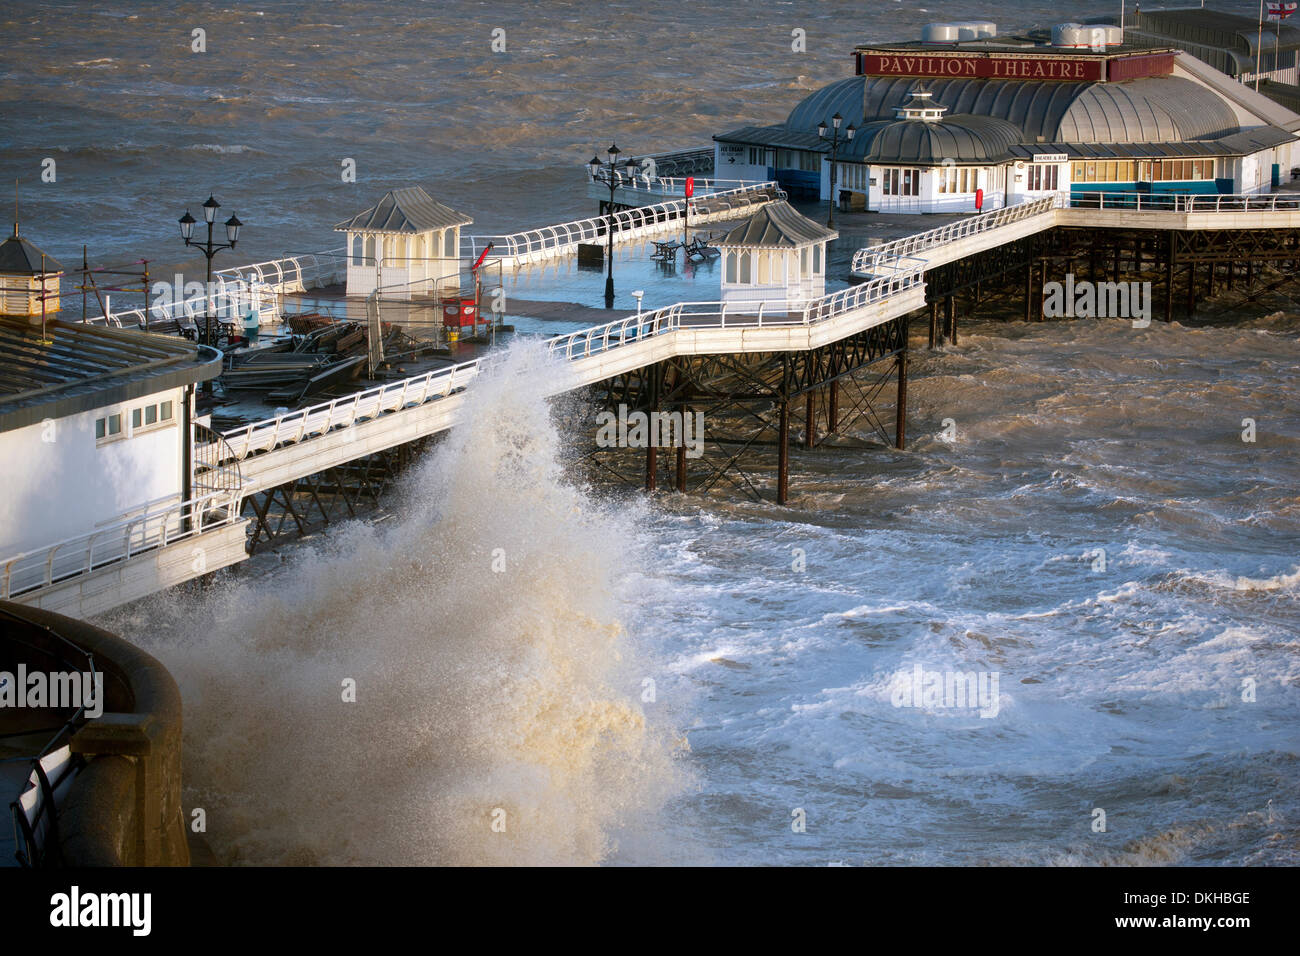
[714,143,770,183]
[0,385,187,556]
[720,246,827,309]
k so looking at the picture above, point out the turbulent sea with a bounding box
[4,0,1297,865]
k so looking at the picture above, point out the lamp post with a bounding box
[587,144,638,308]
[818,113,856,228]
[177,195,241,348]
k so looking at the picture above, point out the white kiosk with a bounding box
[716,201,838,310]
[335,187,473,299]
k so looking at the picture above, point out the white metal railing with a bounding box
[79,250,347,329]
[218,265,924,465]
[214,248,347,294]
[1067,191,1300,212]
[462,182,784,263]
[851,195,1061,276]
[0,491,243,600]
[221,361,484,461]
[81,276,272,331]
[585,170,766,197]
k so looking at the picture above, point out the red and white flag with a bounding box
[1267,1,1297,22]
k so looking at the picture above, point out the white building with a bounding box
[0,314,221,558]
[716,201,838,310]
[334,186,473,298]
[715,23,1300,213]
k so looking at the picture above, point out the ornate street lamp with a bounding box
[818,113,856,228]
[587,143,638,308]
[177,194,242,347]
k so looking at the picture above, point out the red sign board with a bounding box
[858,52,1104,82]
[685,176,695,198]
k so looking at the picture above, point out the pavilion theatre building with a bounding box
[714,21,1300,213]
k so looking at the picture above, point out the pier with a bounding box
[3,180,1300,620]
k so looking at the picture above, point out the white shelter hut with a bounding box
[335,187,473,299]
[716,201,838,310]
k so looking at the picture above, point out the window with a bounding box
[1071,160,1139,183]
[106,400,176,443]
[726,252,738,283]
[938,167,978,194]
[838,163,869,192]
[443,229,457,259]
[748,147,767,166]
[1026,164,1059,191]
[776,149,821,173]
[95,413,123,442]
[882,168,921,196]
[739,252,752,283]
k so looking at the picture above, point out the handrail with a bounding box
[213,247,348,293]
[462,181,784,262]
[851,195,1061,276]
[0,490,242,600]
[79,249,348,328]
[852,190,1300,276]
[216,265,925,466]
[1067,191,1300,212]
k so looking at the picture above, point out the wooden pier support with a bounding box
[828,380,839,432]
[777,398,789,505]
[895,350,907,450]
[945,295,957,345]
[804,392,815,448]
[1164,230,1176,323]
[929,299,939,349]
[1024,261,1034,323]
[675,442,686,492]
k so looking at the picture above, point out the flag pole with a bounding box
[1257,0,1265,91]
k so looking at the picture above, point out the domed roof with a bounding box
[1056,78,1238,142]
[781,73,1240,147]
[786,77,869,132]
[849,113,1024,164]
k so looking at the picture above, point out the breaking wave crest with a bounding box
[113,340,683,865]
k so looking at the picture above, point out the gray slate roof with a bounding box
[715,124,829,152]
[0,230,63,275]
[0,318,220,433]
[717,201,838,248]
[334,186,473,235]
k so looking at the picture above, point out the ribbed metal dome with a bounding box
[786,77,869,131]
[1057,78,1239,141]
[848,113,1024,163]
[782,73,1241,147]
